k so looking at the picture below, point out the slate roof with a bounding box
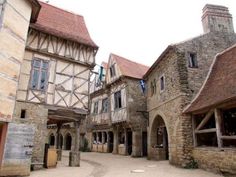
[184,44,236,113]
[30,1,98,48]
[111,54,149,79]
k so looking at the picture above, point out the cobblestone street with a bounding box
[30,152,223,177]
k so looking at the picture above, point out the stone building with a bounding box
[7,1,98,175]
[143,4,236,170]
[88,54,149,157]
[184,44,236,174]
[0,0,40,176]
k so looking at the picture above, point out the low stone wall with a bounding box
[118,144,126,155]
[103,144,108,153]
[193,147,236,175]
[148,147,166,161]
[92,144,97,152]
[97,144,103,152]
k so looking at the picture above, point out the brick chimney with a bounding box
[202,4,234,33]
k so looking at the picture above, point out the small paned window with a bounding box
[102,98,109,113]
[160,76,165,91]
[110,64,116,77]
[188,53,198,68]
[93,101,99,114]
[31,59,49,91]
[114,91,122,109]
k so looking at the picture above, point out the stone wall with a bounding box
[126,78,147,129]
[146,32,236,168]
[177,32,236,101]
[13,101,48,166]
[193,148,236,175]
[0,0,32,122]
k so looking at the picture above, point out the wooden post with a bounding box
[124,128,128,155]
[214,109,223,148]
[192,115,197,147]
[74,121,80,151]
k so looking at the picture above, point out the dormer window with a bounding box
[30,59,49,91]
[110,64,116,77]
[188,53,198,68]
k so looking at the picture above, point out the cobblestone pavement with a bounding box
[30,152,223,177]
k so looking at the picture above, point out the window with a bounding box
[193,108,236,148]
[30,59,49,91]
[150,80,156,96]
[102,98,109,113]
[160,76,165,91]
[20,110,26,119]
[110,64,116,77]
[188,53,198,68]
[114,91,122,109]
[93,101,99,114]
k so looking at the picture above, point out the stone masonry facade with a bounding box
[145,4,236,174]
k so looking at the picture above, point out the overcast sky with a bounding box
[42,0,236,67]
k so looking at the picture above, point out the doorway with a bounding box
[127,130,132,155]
[142,132,147,156]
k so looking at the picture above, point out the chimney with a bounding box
[202,4,234,34]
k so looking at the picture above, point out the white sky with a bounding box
[42,0,236,67]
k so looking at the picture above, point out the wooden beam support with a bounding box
[220,136,236,140]
[196,109,214,131]
[195,128,216,134]
[214,108,223,148]
[192,115,197,147]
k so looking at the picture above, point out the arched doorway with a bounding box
[49,133,55,146]
[150,115,169,160]
[65,133,72,150]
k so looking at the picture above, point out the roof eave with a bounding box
[143,45,175,79]
[28,0,41,23]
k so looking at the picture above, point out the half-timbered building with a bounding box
[88,54,149,157]
[12,1,98,171]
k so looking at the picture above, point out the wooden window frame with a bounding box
[192,108,236,148]
[160,75,165,92]
[30,58,49,92]
[101,98,109,113]
[114,90,122,109]
[188,52,198,68]
[110,64,116,78]
[93,101,99,114]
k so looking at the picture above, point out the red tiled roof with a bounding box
[184,44,236,113]
[111,54,149,79]
[31,1,98,48]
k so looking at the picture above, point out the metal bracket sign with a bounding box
[3,123,35,163]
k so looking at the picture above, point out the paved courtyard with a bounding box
[30,151,223,177]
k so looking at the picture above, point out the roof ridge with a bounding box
[111,53,149,68]
[39,1,83,18]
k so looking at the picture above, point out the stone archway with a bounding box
[65,133,72,150]
[149,115,169,160]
